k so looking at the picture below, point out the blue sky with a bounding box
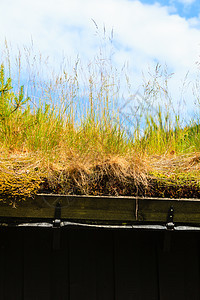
[140,0,200,18]
[1,0,200,116]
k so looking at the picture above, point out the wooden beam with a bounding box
[0,194,199,224]
[138,198,200,224]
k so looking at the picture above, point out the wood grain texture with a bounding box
[0,194,200,224]
[0,227,199,299]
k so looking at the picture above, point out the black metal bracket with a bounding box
[53,202,61,228]
[52,202,61,250]
[163,206,175,252]
[166,206,175,230]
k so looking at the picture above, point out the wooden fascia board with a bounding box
[0,194,199,224]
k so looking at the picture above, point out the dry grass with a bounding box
[0,148,150,205]
[146,152,200,198]
[1,42,200,204]
[2,146,200,205]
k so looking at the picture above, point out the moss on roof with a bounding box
[1,151,200,206]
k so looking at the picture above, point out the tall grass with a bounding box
[2,39,200,201]
[1,45,200,157]
[0,38,135,157]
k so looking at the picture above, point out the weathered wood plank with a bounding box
[0,194,137,221]
[2,229,24,299]
[138,198,200,224]
[114,230,159,299]
[0,194,200,224]
[58,196,136,221]
[23,229,52,300]
[158,232,200,300]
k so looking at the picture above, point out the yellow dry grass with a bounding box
[2,146,200,206]
[0,148,151,204]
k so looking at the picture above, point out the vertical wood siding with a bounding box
[0,227,199,300]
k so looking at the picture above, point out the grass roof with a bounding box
[1,150,200,207]
[1,47,200,206]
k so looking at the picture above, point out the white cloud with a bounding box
[0,0,200,111]
[1,0,199,66]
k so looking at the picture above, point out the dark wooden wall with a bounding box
[0,226,199,299]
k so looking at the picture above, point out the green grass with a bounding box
[1,44,200,204]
